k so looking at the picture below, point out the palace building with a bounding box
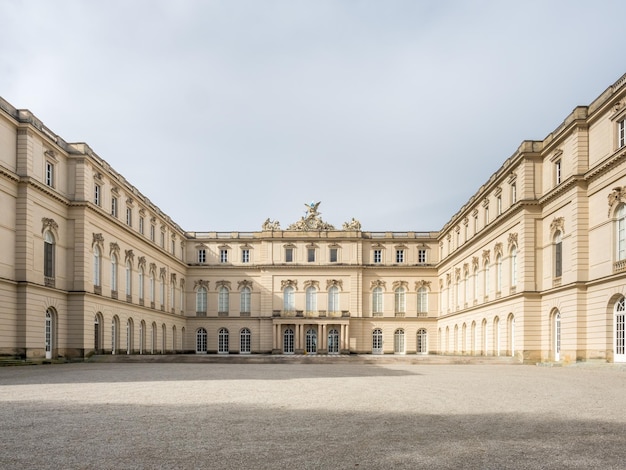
[1,73,626,363]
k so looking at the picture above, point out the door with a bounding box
[45,310,53,359]
[615,298,625,362]
[554,312,561,361]
[372,328,383,355]
[328,329,339,354]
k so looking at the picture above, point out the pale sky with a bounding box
[1,0,625,232]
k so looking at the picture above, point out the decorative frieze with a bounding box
[194,280,209,290]
[41,217,58,235]
[370,280,386,290]
[92,233,104,246]
[608,187,624,216]
[303,280,319,290]
[281,279,298,290]
[326,279,343,290]
[494,242,503,257]
[215,280,231,290]
[125,249,134,263]
[508,233,518,249]
[109,242,120,256]
[238,280,253,290]
[550,217,565,234]
[482,250,490,264]
[415,280,431,290]
[392,280,408,291]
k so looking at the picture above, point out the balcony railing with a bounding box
[44,276,55,288]
[218,311,228,317]
[111,290,118,300]
[614,259,626,273]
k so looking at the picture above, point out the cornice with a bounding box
[584,147,626,183]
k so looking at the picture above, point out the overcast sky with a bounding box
[1,1,624,232]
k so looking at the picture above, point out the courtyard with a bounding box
[0,361,625,469]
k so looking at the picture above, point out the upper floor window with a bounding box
[418,249,427,264]
[218,286,229,313]
[150,225,155,242]
[126,208,132,227]
[617,204,626,261]
[111,253,118,292]
[307,248,315,262]
[484,206,490,225]
[496,196,502,216]
[395,249,404,263]
[111,197,118,218]
[306,286,317,312]
[496,254,502,292]
[45,161,55,188]
[474,214,479,234]
[511,183,517,204]
[554,231,563,278]
[285,247,294,263]
[555,159,562,185]
[373,249,382,264]
[242,249,250,263]
[94,184,101,206]
[198,249,206,264]
[510,246,518,287]
[125,261,132,297]
[219,249,228,263]
[417,286,428,313]
[139,216,144,235]
[329,248,338,263]
[328,286,339,312]
[619,119,625,148]
[372,287,383,314]
[93,246,101,287]
[394,287,406,313]
[160,231,165,248]
[283,286,295,311]
[196,286,207,314]
[44,231,55,280]
[171,239,176,255]
[240,287,251,313]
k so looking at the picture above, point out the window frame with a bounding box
[45,160,55,188]
[373,249,382,264]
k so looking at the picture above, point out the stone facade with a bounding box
[1,73,626,362]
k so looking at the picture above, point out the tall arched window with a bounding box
[159,274,165,307]
[554,231,563,278]
[111,253,118,293]
[240,328,251,354]
[196,286,207,315]
[463,272,469,306]
[510,246,517,287]
[417,328,427,354]
[372,328,383,354]
[126,319,133,354]
[617,204,626,261]
[483,262,490,298]
[394,287,406,314]
[218,328,229,353]
[328,286,339,313]
[283,328,294,353]
[614,297,625,362]
[494,317,501,356]
[328,328,339,354]
[93,245,101,287]
[111,316,119,355]
[283,286,295,312]
[473,265,479,302]
[496,254,502,293]
[372,287,383,315]
[149,271,155,304]
[138,267,144,302]
[218,286,229,314]
[305,286,317,313]
[305,328,317,353]
[394,328,405,354]
[196,328,207,353]
[170,281,175,310]
[553,311,561,361]
[417,287,428,314]
[43,231,55,283]
[139,321,145,354]
[45,308,55,359]
[125,261,132,299]
[240,286,251,314]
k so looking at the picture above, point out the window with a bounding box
[111,197,118,217]
[196,328,207,353]
[418,249,427,264]
[373,249,382,263]
[196,286,207,314]
[617,204,626,261]
[138,267,144,301]
[511,183,517,204]
[126,208,132,227]
[474,214,479,234]
[328,286,339,313]
[240,287,251,314]
[111,254,118,293]
[218,328,229,354]
[417,329,428,354]
[394,287,406,313]
[496,254,502,292]
[240,328,251,354]
[283,286,295,312]
[170,281,175,310]
[198,249,206,264]
[372,328,383,354]
[396,249,404,263]
[484,206,490,225]
[417,286,428,313]
[283,328,295,353]
[307,248,315,262]
[394,329,405,354]
[149,272,155,303]
[306,286,317,312]
[94,184,101,206]
[45,161,55,187]
[511,247,518,287]
[125,261,132,297]
[159,275,165,306]
[139,216,144,235]
[328,329,339,354]
[218,286,229,314]
[160,231,165,248]
[305,328,317,354]
[329,248,338,263]
[285,247,293,263]
[219,249,228,263]
[619,119,625,148]
[615,297,625,361]
[484,262,490,297]
[44,231,55,280]
[150,225,155,242]
[242,249,250,263]
[555,159,562,185]
[497,196,502,216]
[554,231,562,278]
[171,239,175,255]
[372,287,383,314]
[93,246,101,287]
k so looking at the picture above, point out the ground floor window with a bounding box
[328,328,339,354]
[240,328,251,354]
[417,328,427,354]
[218,328,229,354]
[306,328,317,354]
[283,328,294,353]
[372,328,383,354]
[196,328,207,353]
[394,329,405,354]
[615,297,625,362]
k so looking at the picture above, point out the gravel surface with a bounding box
[1,362,625,469]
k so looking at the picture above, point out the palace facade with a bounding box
[2,74,626,363]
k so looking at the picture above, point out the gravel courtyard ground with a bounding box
[1,362,625,469]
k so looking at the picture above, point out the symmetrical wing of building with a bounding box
[1,74,626,362]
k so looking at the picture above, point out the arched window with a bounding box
[471,321,477,354]
[372,328,383,354]
[283,328,294,353]
[454,325,459,352]
[111,316,119,355]
[149,271,155,304]
[614,297,625,362]
[151,322,157,354]
[161,323,166,353]
[93,245,101,287]
[111,253,118,293]
[218,286,229,314]
[305,328,317,353]
[305,286,317,313]
[94,314,102,353]
[125,261,132,298]
[218,328,229,353]
[196,328,207,353]
[372,287,383,315]
[417,328,427,354]
[554,231,562,278]
[138,267,144,302]
[126,319,133,354]
[159,274,165,307]
[394,328,405,354]
[139,321,146,354]
[462,323,467,353]
[283,286,295,312]
[240,287,251,314]
[196,286,207,315]
[510,246,518,287]
[328,286,339,313]
[496,254,502,293]
[394,287,406,314]
[508,314,516,357]
[417,287,428,314]
[494,317,501,356]
[483,262,490,297]
[43,231,55,282]
[553,311,561,361]
[328,329,339,354]
[170,281,175,310]
[45,308,55,359]
[473,265,479,302]
[240,328,251,354]
[172,325,177,352]
[617,204,626,261]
